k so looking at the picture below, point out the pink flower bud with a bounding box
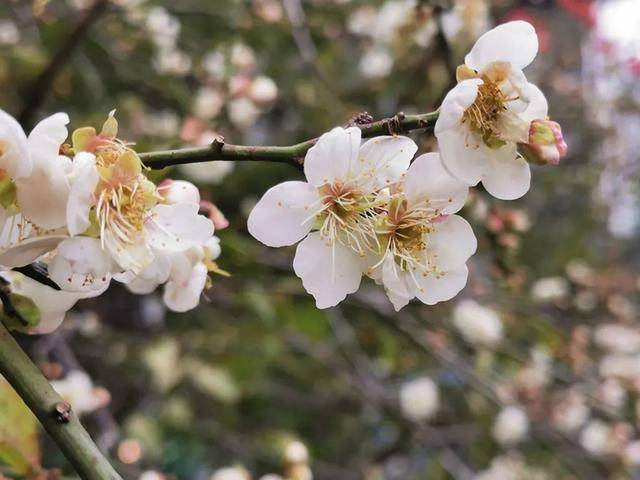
[200,200,229,230]
[519,119,567,165]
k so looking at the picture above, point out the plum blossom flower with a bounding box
[0,110,73,266]
[452,299,503,348]
[492,405,529,445]
[366,153,474,311]
[117,178,224,312]
[64,113,213,278]
[399,376,440,421]
[435,21,551,200]
[123,236,222,312]
[248,126,417,308]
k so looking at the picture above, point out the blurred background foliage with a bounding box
[2,0,640,479]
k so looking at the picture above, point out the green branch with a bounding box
[0,320,123,480]
[140,111,439,169]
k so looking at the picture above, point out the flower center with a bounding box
[372,197,441,274]
[462,79,508,147]
[312,182,378,254]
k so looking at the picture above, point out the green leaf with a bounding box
[0,376,40,475]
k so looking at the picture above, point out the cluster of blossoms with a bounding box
[249,21,567,311]
[193,42,278,129]
[139,440,310,480]
[0,110,221,333]
[348,0,490,81]
[178,42,278,185]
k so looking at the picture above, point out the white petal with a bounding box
[104,231,154,274]
[404,153,469,214]
[140,253,172,284]
[127,277,160,295]
[0,235,67,267]
[387,289,411,312]
[414,265,469,305]
[18,113,72,229]
[66,153,99,236]
[48,237,112,292]
[434,79,482,135]
[15,155,71,229]
[497,67,532,114]
[304,127,361,187]
[0,271,82,334]
[381,257,413,311]
[162,180,201,205]
[27,112,69,164]
[292,232,364,308]
[437,127,490,186]
[465,21,539,71]
[519,83,548,123]
[164,261,208,312]
[0,109,30,179]
[356,136,417,189]
[429,215,477,272]
[247,181,318,247]
[481,146,531,200]
[147,203,214,252]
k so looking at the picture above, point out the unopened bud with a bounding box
[519,119,567,165]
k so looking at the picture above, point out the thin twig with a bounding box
[139,111,438,169]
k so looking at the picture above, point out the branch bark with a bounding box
[139,111,439,169]
[0,320,122,480]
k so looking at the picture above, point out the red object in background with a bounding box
[629,57,640,77]
[557,0,595,26]
[502,9,551,53]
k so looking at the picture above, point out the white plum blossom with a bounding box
[118,179,223,312]
[210,466,251,480]
[249,76,278,105]
[48,236,113,293]
[599,353,640,380]
[367,153,474,311]
[552,390,590,433]
[580,420,614,457]
[50,370,110,416]
[284,440,310,464]
[193,87,225,120]
[248,127,417,308]
[227,98,261,129]
[594,323,640,354]
[359,48,394,80]
[452,298,503,348]
[0,110,72,265]
[399,376,440,421]
[64,120,213,277]
[492,405,529,445]
[435,21,549,200]
[530,276,570,303]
